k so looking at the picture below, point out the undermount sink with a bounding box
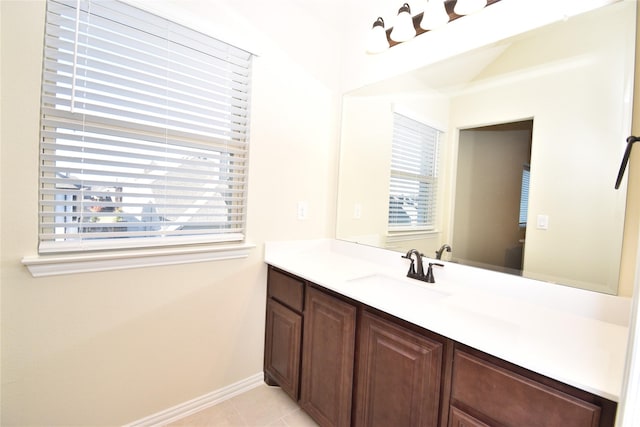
[347,273,451,300]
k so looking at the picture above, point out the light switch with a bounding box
[536,214,549,230]
[297,201,308,220]
[353,203,362,219]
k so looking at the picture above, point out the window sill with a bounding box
[21,242,256,277]
[386,229,439,243]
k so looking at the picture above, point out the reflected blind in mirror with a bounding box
[39,0,253,253]
[389,113,441,230]
[519,164,530,226]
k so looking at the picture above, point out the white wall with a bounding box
[0,1,342,425]
[336,96,393,248]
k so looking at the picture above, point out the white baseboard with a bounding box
[124,372,265,427]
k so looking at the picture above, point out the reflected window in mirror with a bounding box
[388,113,442,232]
[519,164,530,228]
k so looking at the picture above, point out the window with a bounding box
[388,113,441,230]
[519,164,530,227]
[38,0,253,254]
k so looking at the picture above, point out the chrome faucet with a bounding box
[435,244,452,260]
[401,249,426,281]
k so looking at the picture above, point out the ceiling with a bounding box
[349,40,513,96]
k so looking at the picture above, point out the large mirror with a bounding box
[336,1,635,294]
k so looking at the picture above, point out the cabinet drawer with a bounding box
[268,267,304,312]
[451,349,601,427]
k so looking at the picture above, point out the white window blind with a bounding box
[389,113,441,229]
[39,0,253,253]
[519,164,530,226]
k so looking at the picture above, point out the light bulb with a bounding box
[420,0,450,31]
[390,3,416,43]
[366,17,389,54]
[454,0,487,15]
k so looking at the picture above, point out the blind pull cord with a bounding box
[615,135,640,189]
[71,0,82,113]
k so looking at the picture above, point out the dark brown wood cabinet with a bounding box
[300,285,357,427]
[264,266,617,427]
[450,346,617,427]
[353,310,445,427]
[264,299,301,400]
[448,406,491,427]
[264,268,304,400]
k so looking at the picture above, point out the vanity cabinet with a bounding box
[300,285,356,427]
[353,309,446,427]
[264,266,617,427]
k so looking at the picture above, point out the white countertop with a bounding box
[264,238,631,402]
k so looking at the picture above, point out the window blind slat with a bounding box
[42,70,250,118]
[40,138,248,168]
[40,140,248,169]
[41,109,249,151]
[46,0,252,63]
[40,200,247,212]
[39,0,252,252]
[40,167,246,187]
[42,97,249,138]
[42,51,250,103]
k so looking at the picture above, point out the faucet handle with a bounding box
[426,262,444,283]
[401,253,416,275]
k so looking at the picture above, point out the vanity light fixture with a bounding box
[454,0,488,15]
[390,3,417,42]
[420,0,450,31]
[367,0,500,54]
[367,17,390,54]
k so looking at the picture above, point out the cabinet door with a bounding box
[264,299,302,400]
[354,310,444,427]
[300,286,356,427]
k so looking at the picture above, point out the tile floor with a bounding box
[166,383,319,426]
